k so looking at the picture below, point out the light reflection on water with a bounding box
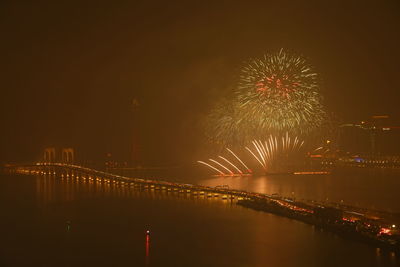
[34,172,235,206]
[193,171,400,213]
[121,166,400,212]
[0,172,399,266]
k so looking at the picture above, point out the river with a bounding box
[0,172,398,266]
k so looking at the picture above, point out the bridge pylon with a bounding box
[61,148,75,164]
[43,147,56,163]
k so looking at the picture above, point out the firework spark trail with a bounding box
[246,146,266,170]
[265,141,272,160]
[283,135,287,151]
[252,141,267,167]
[218,156,243,174]
[199,132,305,174]
[226,148,251,173]
[259,140,269,163]
[251,141,263,165]
[264,140,272,160]
[197,161,225,175]
[299,141,305,149]
[209,159,233,175]
[245,133,306,172]
[257,140,268,161]
[254,140,266,163]
[268,136,275,156]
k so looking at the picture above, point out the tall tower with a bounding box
[131,98,141,166]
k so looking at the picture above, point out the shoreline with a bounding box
[237,198,400,252]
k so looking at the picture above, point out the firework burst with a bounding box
[204,98,253,146]
[237,49,325,135]
[204,49,325,147]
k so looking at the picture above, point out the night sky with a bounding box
[1,1,399,164]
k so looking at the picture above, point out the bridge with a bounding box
[6,162,319,216]
[4,162,400,251]
[6,162,258,201]
[5,163,399,219]
[4,163,395,218]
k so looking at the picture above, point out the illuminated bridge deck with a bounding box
[6,163,263,201]
[4,163,398,225]
[4,162,400,252]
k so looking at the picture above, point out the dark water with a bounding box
[194,170,400,213]
[0,173,399,267]
[121,166,400,212]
